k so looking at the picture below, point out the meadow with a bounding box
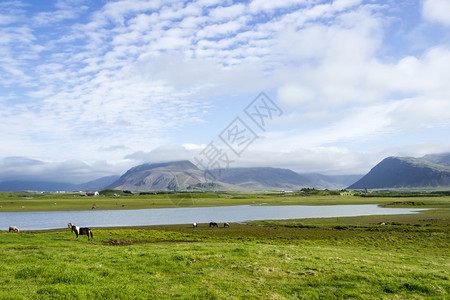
[1,190,449,212]
[0,212,448,298]
[0,192,449,299]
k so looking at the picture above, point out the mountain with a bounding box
[107,161,316,191]
[347,155,450,189]
[107,160,361,191]
[0,175,120,192]
[106,160,214,191]
[210,167,312,190]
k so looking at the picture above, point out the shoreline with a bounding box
[1,194,448,212]
[2,208,445,233]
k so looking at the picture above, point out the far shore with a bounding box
[1,191,449,212]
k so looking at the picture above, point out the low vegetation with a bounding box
[0,209,448,299]
[1,190,449,212]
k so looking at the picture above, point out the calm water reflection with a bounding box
[0,205,426,230]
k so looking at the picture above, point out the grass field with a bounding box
[1,192,449,299]
[1,191,449,212]
[1,207,449,299]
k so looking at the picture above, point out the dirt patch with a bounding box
[103,239,136,246]
[384,201,425,206]
[102,239,197,246]
[11,247,40,251]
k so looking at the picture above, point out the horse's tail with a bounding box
[90,230,93,239]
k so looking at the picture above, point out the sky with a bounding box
[1,0,450,183]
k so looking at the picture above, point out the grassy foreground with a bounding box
[1,211,449,299]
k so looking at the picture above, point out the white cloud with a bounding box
[197,17,248,38]
[277,84,315,106]
[209,3,246,21]
[124,145,196,163]
[332,0,363,11]
[249,0,306,14]
[0,13,18,25]
[1,0,450,181]
[422,0,450,26]
[0,157,129,183]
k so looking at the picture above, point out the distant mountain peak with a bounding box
[348,154,450,189]
[123,160,198,175]
[107,160,204,191]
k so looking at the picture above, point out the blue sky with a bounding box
[1,0,450,183]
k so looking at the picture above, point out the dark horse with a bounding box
[71,225,93,240]
[209,222,218,227]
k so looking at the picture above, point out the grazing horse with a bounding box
[9,226,19,232]
[209,222,218,227]
[193,223,198,228]
[71,225,93,240]
[224,222,230,228]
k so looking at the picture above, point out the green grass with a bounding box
[1,191,449,212]
[1,209,449,299]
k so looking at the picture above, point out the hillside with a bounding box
[106,161,213,191]
[421,153,450,167]
[210,167,312,190]
[348,156,450,189]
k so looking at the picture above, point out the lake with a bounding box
[0,204,427,231]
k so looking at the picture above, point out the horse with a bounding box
[9,226,19,232]
[224,222,230,228]
[71,225,93,240]
[209,222,218,227]
[193,223,198,228]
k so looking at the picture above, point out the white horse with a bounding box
[193,223,198,228]
[9,226,19,232]
[71,225,93,240]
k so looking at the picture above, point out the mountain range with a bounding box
[1,153,449,192]
[104,161,363,191]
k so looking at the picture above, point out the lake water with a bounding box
[0,204,427,231]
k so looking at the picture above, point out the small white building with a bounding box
[85,191,99,196]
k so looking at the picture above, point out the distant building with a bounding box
[85,191,99,196]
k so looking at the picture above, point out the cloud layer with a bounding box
[1,0,449,182]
